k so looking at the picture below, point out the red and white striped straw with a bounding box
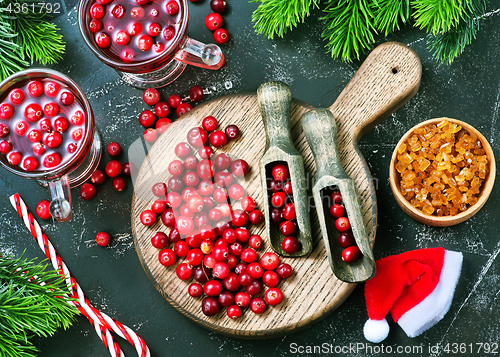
[9,193,151,357]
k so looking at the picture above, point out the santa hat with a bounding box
[363,247,463,343]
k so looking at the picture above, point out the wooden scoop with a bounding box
[257,81,313,257]
[302,108,375,282]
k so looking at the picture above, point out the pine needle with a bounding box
[412,0,466,35]
[250,0,319,39]
[321,0,377,62]
[373,0,411,36]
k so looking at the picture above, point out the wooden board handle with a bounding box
[257,81,298,154]
[328,42,422,139]
[302,109,348,180]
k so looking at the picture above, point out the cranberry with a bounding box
[202,116,218,132]
[265,287,283,306]
[241,197,256,212]
[159,248,177,266]
[198,146,213,159]
[105,160,121,177]
[248,209,264,225]
[166,94,181,108]
[24,103,43,122]
[45,82,60,97]
[217,291,234,307]
[225,125,240,140]
[218,203,232,217]
[140,210,156,226]
[90,3,105,19]
[163,26,176,41]
[270,207,282,224]
[279,220,296,236]
[43,153,62,168]
[153,43,165,53]
[213,187,229,203]
[143,128,158,143]
[272,163,289,181]
[150,232,168,249]
[335,217,351,232]
[282,236,300,254]
[129,22,143,36]
[186,248,204,266]
[0,140,12,154]
[234,262,248,275]
[54,117,69,133]
[271,192,286,208]
[267,179,282,193]
[33,143,46,156]
[165,192,181,208]
[176,103,192,117]
[106,142,122,157]
[192,264,210,282]
[161,208,176,227]
[176,215,194,235]
[136,0,149,5]
[188,283,203,298]
[156,117,172,133]
[0,104,13,120]
[330,203,345,218]
[60,91,75,105]
[200,239,214,254]
[111,4,125,17]
[230,159,249,177]
[213,261,230,279]
[246,279,263,296]
[203,254,217,269]
[282,180,293,196]
[70,110,85,125]
[80,183,96,200]
[138,34,153,51]
[262,271,279,288]
[227,184,244,201]
[229,242,243,256]
[183,155,198,170]
[209,130,227,148]
[187,127,208,148]
[147,22,162,37]
[15,121,29,136]
[235,292,250,308]
[167,176,184,191]
[27,129,42,142]
[95,32,111,48]
[174,142,191,158]
[27,80,43,97]
[130,5,145,17]
[338,232,355,248]
[282,203,296,221]
[213,245,229,262]
[214,28,230,44]
[240,248,257,263]
[186,194,204,213]
[183,171,200,187]
[204,280,222,297]
[165,0,179,15]
[231,209,248,227]
[154,102,170,117]
[8,152,22,166]
[201,297,219,316]
[189,86,204,102]
[122,163,133,177]
[210,0,226,13]
[89,19,103,33]
[115,30,130,45]
[238,272,253,286]
[205,12,223,31]
[213,153,231,171]
[112,176,126,191]
[9,88,25,105]
[247,262,264,279]
[71,128,84,141]
[42,102,59,117]
[176,262,193,279]
[260,252,279,270]
[94,232,110,247]
[152,182,167,197]
[208,208,222,221]
[342,245,361,263]
[331,190,342,204]
[142,88,160,106]
[276,263,293,279]
[36,200,51,220]
[22,156,39,171]
[248,234,263,249]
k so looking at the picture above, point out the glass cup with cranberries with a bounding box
[0,69,102,222]
[78,0,225,88]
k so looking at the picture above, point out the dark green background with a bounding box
[1,1,500,356]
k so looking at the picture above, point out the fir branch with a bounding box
[321,0,377,62]
[250,0,319,39]
[427,0,487,63]
[412,0,467,35]
[373,0,411,36]
[0,255,78,357]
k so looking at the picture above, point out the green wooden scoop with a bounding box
[302,108,375,282]
[257,81,313,257]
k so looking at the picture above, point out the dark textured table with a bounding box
[1,1,500,356]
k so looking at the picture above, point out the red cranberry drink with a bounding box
[78,0,225,88]
[0,69,101,222]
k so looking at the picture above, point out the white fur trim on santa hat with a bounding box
[363,318,389,343]
[397,250,463,338]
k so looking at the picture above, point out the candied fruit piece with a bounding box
[397,143,407,154]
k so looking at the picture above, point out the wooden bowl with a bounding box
[389,117,496,226]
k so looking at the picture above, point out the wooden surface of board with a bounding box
[131,42,422,338]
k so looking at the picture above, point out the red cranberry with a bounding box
[272,163,289,181]
[189,86,204,102]
[32,144,45,157]
[248,209,264,225]
[342,245,361,263]
[111,4,125,18]
[152,182,167,197]
[276,263,293,279]
[241,197,256,213]
[183,171,200,187]
[186,194,204,213]
[335,217,351,232]
[238,272,253,287]
[91,170,106,185]
[192,264,210,282]
[240,248,257,263]
[154,101,170,117]
[0,103,13,120]
[282,180,293,195]
[248,234,263,249]
[167,176,184,191]
[95,32,111,48]
[151,232,168,249]
[159,248,177,266]
[96,232,110,247]
[105,160,121,177]
[140,210,156,226]
[9,88,25,105]
[167,94,181,108]
[43,153,62,168]
[89,19,103,33]
[106,142,121,157]
[147,22,162,37]
[201,297,219,316]
[260,252,279,270]
[246,279,263,296]
[331,190,342,204]
[15,121,29,136]
[45,82,60,96]
[70,110,85,125]
[141,88,160,106]
[213,245,229,262]
[71,128,84,141]
[225,125,240,140]
[270,207,282,224]
[24,103,43,122]
[282,203,296,221]
[156,117,172,134]
[176,262,192,279]
[338,232,355,248]
[330,203,345,218]
[163,26,176,41]
[230,159,249,177]
[267,179,282,193]
[90,3,105,18]
[235,292,251,308]
[279,220,296,236]
[165,0,179,15]
[22,156,39,171]
[60,91,74,105]
[231,209,248,227]
[209,130,227,148]
[112,176,126,191]
[222,272,241,292]
[183,155,198,170]
[36,200,51,220]
[165,192,181,208]
[139,110,155,127]
[115,30,130,45]
[174,142,191,158]
[27,129,42,142]
[0,140,12,154]
[187,127,208,148]
[161,208,176,227]
[247,262,263,279]
[138,34,153,51]
[271,192,286,208]
[198,146,213,159]
[120,48,136,62]
[80,183,96,200]
[214,28,230,44]
[176,215,194,235]
[27,80,43,97]
[213,261,230,279]
[129,22,143,36]
[188,283,203,298]
[265,288,283,306]
[205,13,223,31]
[202,116,218,132]
[203,280,222,297]
[186,248,204,266]
[210,0,226,13]
[213,153,232,170]
[43,102,60,117]
[282,236,300,254]
[262,271,279,287]
[54,117,69,133]
[143,128,158,143]
[8,151,22,166]
[213,187,229,203]
[176,103,192,117]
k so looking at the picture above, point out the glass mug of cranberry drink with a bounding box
[78,0,224,88]
[0,69,102,222]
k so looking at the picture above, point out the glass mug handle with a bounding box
[174,37,225,70]
[48,174,73,222]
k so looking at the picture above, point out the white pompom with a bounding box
[363,318,389,343]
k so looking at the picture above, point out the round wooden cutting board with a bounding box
[131,42,422,338]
